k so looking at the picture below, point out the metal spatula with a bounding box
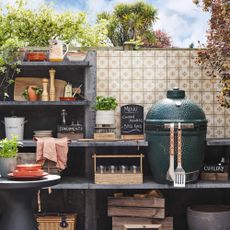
[166,123,175,181]
[174,122,186,187]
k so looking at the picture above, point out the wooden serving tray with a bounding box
[14,77,67,101]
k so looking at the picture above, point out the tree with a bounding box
[195,0,230,108]
[143,30,172,48]
[97,1,158,46]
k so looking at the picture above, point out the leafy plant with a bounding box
[195,0,230,108]
[97,1,157,46]
[0,137,22,158]
[95,96,118,111]
[22,86,43,100]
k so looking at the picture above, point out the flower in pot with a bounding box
[95,96,118,126]
[22,85,43,101]
[0,136,22,177]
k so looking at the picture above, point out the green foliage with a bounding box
[0,0,108,47]
[97,1,157,46]
[0,137,22,158]
[95,96,118,111]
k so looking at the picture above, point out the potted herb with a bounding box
[0,137,22,177]
[95,96,118,126]
[22,85,43,101]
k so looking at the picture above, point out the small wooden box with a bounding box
[124,224,162,230]
[92,154,144,184]
[36,214,77,230]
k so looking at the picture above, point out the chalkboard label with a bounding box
[121,104,144,135]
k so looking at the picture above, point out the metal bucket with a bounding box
[3,117,27,140]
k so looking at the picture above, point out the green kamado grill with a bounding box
[145,88,207,184]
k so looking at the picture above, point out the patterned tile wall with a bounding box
[96,49,229,138]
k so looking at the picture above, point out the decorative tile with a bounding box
[178,50,190,57]
[120,56,132,68]
[155,80,167,91]
[144,68,155,80]
[202,68,213,79]
[167,79,179,90]
[178,57,190,68]
[207,127,214,138]
[97,80,108,92]
[120,80,132,91]
[132,80,143,92]
[155,57,167,68]
[214,104,225,115]
[120,69,132,80]
[202,92,214,104]
[190,80,202,91]
[143,50,155,57]
[97,50,108,57]
[132,51,143,56]
[132,56,143,68]
[179,80,190,91]
[206,114,214,126]
[225,127,230,138]
[109,50,120,56]
[143,56,155,68]
[190,92,202,104]
[202,103,214,115]
[109,56,120,68]
[190,68,202,80]
[132,92,144,104]
[214,127,225,138]
[109,92,120,102]
[109,68,120,80]
[144,92,155,104]
[133,69,143,80]
[225,114,230,126]
[202,80,214,92]
[167,50,179,57]
[97,56,108,68]
[155,68,166,79]
[120,51,132,57]
[97,68,108,80]
[155,50,167,57]
[168,68,179,79]
[190,57,200,68]
[120,92,132,104]
[155,91,166,101]
[167,56,179,68]
[109,80,120,91]
[144,79,155,92]
[214,115,225,126]
[179,68,190,80]
[96,91,109,97]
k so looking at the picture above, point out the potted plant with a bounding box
[95,96,118,126]
[0,136,22,177]
[22,85,43,101]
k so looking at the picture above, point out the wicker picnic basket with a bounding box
[36,213,77,230]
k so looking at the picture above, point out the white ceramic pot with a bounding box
[96,110,115,126]
[3,116,27,140]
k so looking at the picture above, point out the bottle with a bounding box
[64,82,72,97]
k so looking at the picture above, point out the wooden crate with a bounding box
[108,196,165,219]
[92,154,144,184]
[124,224,162,229]
[36,214,77,230]
[200,172,228,181]
[112,217,173,230]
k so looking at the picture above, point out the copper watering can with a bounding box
[49,39,69,62]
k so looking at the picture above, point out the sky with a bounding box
[4,0,210,48]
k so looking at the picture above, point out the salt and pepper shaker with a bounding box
[49,68,56,101]
[61,109,67,125]
[121,165,126,174]
[41,78,49,101]
[109,165,115,173]
[131,165,137,174]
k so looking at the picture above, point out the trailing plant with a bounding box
[194,0,230,108]
[0,136,22,158]
[95,96,118,111]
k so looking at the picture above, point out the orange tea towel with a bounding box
[36,137,69,170]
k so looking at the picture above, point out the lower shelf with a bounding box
[49,177,230,190]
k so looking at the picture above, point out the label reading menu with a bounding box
[121,104,144,135]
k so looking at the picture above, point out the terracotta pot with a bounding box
[28,85,38,101]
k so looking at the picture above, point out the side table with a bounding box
[0,174,60,230]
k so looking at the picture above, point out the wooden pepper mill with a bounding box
[41,78,49,101]
[49,68,56,101]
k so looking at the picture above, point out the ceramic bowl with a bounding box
[16,164,42,171]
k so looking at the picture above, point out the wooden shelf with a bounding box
[50,177,230,190]
[0,100,89,106]
[21,139,148,147]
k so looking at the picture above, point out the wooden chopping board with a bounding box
[14,77,67,101]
